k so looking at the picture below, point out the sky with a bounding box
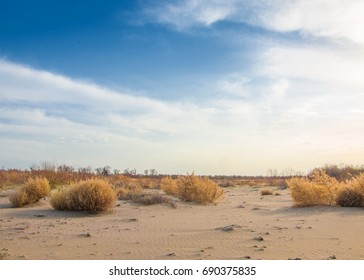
[1,0,364,175]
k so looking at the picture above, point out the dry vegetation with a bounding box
[0,163,97,190]
[129,192,176,208]
[4,162,364,211]
[49,178,116,213]
[287,167,364,207]
[160,177,178,195]
[336,188,363,207]
[287,170,341,206]
[9,177,50,207]
[116,185,143,201]
[114,179,176,208]
[161,173,224,204]
[260,188,273,196]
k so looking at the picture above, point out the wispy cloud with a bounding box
[2,54,364,174]
[259,0,364,45]
[144,0,236,30]
[146,0,364,45]
[0,59,258,173]
[259,45,364,87]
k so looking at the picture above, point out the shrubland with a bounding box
[49,178,116,213]
[5,162,364,209]
[9,177,50,207]
[161,173,224,204]
[287,169,364,207]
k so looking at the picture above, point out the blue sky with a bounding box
[1,0,364,175]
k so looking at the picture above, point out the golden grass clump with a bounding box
[336,188,364,207]
[49,178,116,213]
[287,170,342,207]
[129,192,176,208]
[109,176,141,189]
[9,177,50,207]
[160,177,178,195]
[348,173,364,194]
[139,177,160,189]
[116,185,143,200]
[161,173,224,204]
[116,182,176,208]
[260,188,273,196]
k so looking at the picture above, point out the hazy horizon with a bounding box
[1,1,364,175]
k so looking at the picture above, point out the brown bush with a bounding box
[116,185,143,200]
[260,188,273,195]
[336,188,364,207]
[311,164,364,181]
[161,173,224,204]
[287,170,342,206]
[129,192,176,208]
[139,177,160,189]
[109,176,142,190]
[0,169,30,188]
[217,180,235,188]
[348,173,364,194]
[116,183,176,208]
[160,177,178,195]
[9,177,50,207]
[8,190,28,208]
[49,178,116,213]
[49,188,70,211]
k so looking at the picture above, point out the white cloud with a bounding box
[259,45,364,87]
[0,58,324,174]
[260,0,364,44]
[0,59,263,173]
[146,0,235,30]
[217,73,251,97]
[147,0,364,45]
[263,78,289,101]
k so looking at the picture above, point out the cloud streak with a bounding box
[147,0,364,44]
[0,59,260,173]
[3,54,364,174]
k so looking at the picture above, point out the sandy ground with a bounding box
[1,186,364,260]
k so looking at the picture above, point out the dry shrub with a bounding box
[161,173,224,204]
[0,169,30,188]
[260,188,273,195]
[129,192,176,208]
[9,177,50,207]
[116,185,143,200]
[115,187,129,200]
[110,176,141,190]
[49,188,70,211]
[287,170,342,206]
[9,190,28,208]
[348,173,364,194]
[139,177,160,189]
[312,164,364,181]
[217,180,235,188]
[160,177,178,195]
[49,178,116,213]
[30,168,95,188]
[336,188,364,207]
[116,183,176,208]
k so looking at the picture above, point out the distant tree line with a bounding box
[13,161,364,181]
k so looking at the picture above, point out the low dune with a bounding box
[1,186,364,260]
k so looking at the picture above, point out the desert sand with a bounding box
[1,186,364,260]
